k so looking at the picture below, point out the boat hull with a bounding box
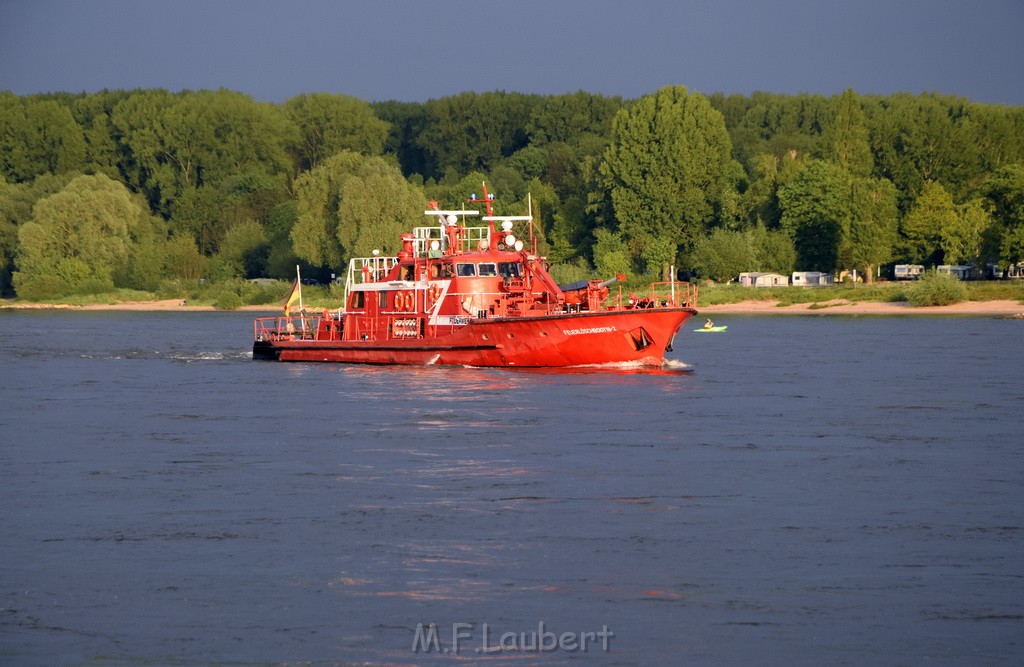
[253,308,695,367]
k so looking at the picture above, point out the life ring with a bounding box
[428,284,441,302]
[394,291,406,311]
[404,291,415,311]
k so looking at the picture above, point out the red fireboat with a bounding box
[252,185,698,367]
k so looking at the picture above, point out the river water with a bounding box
[1,311,1022,665]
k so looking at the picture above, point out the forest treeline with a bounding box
[2,86,1024,299]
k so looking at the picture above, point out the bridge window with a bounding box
[350,291,365,309]
[478,263,497,277]
[456,263,476,277]
[378,291,388,308]
[498,262,522,278]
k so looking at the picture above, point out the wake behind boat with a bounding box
[252,185,698,368]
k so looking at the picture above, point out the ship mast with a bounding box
[471,182,536,253]
[472,182,498,251]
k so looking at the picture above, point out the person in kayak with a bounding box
[703,318,715,329]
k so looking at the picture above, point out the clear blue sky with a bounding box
[2,0,1022,105]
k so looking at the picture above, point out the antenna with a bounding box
[528,192,537,254]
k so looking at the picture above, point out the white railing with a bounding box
[412,225,491,256]
[345,255,401,297]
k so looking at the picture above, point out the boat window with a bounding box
[478,263,497,277]
[350,291,365,309]
[498,262,522,278]
[456,263,476,277]
[377,291,388,308]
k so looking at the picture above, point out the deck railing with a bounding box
[254,313,324,341]
[412,226,490,256]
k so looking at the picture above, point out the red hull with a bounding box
[253,308,695,367]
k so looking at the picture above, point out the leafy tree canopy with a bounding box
[601,85,737,277]
[13,174,164,298]
[291,151,425,269]
[778,159,849,271]
[901,180,957,264]
[285,92,389,170]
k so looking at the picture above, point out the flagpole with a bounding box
[296,265,306,334]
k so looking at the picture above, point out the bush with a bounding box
[548,258,592,285]
[904,270,968,307]
[213,290,244,310]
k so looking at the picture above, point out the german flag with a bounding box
[282,278,301,317]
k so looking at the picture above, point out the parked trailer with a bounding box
[894,264,924,280]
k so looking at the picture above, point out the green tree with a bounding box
[13,174,163,298]
[844,177,899,282]
[901,180,956,264]
[422,172,490,213]
[981,164,1024,224]
[737,151,806,229]
[416,91,537,179]
[725,92,830,169]
[1001,225,1024,265]
[339,168,425,258]
[69,90,131,179]
[291,151,424,269]
[0,184,18,295]
[600,85,737,278]
[285,93,389,170]
[825,89,873,178]
[0,173,82,294]
[0,95,87,182]
[941,199,989,265]
[526,91,622,146]
[966,104,1024,173]
[372,100,431,177]
[777,160,849,271]
[216,220,268,278]
[866,93,976,207]
[979,164,1024,265]
[117,216,168,291]
[689,228,754,282]
[689,224,795,281]
[738,153,781,228]
[263,200,302,279]
[748,224,796,274]
[163,234,207,282]
[539,134,612,264]
[112,89,292,217]
[591,228,631,278]
[168,185,224,254]
[166,171,288,256]
[821,91,898,282]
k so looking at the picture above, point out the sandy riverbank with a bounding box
[699,299,1024,317]
[3,297,1023,317]
[0,299,276,312]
